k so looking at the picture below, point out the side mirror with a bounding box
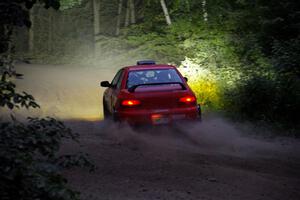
[100,81,111,87]
[184,77,188,82]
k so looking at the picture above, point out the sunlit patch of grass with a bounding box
[178,57,241,111]
[189,77,222,110]
[179,66,221,111]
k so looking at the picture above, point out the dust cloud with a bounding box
[90,116,300,162]
[4,63,116,120]
[5,63,299,162]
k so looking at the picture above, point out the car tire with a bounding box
[103,100,111,120]
[112,108,120,122]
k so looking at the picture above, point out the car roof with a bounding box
[123,64,176,71]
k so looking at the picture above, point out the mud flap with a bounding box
[197,104,202,121]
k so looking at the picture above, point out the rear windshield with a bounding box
[126,69,182,88]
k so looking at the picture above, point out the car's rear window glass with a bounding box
[127,69,182,88]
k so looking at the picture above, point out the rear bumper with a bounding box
[115,106,199,125]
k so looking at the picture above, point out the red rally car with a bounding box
[100,61,201,125]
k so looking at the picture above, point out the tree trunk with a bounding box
[93,0,100,55]
[2,25,14,74]
[28,8,34,53]
[185,0,190,12]
[129,0,136,24]
[202,0,208,22]
[93,0,100,41]
[48,8,53,53]
[124,0,130,27]
[115,0,123,36]
[4,25,13,55]
[160,0,171,25]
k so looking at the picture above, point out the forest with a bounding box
[0,0,300,200]
[3,0,300,129]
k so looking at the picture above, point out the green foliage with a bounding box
[0,68,93,200]
[0,117,95,200]
[0,75,39,110]
[0,70,95,200]
[0,1,97,199]
[60,0,83,10]
[223,75,277,120]
[222,73,300,134]
[272,37,300,75]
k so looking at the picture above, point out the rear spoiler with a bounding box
[128,82,186,93]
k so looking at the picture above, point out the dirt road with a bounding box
[11,63,116,120]
[62,119,300,200]
[9,64,300,200]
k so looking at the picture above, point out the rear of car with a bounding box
[102,61,200,125]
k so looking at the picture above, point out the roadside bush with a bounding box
[223,74,300,134]
[272,37,300,76]
[1,1,96,198]
[223,76,277,120]
[0,117,81,200]
[0,59,94,200]
[273,74,300,129]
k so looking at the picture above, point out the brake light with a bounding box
[179,96,196,103]
[121,100,141,106]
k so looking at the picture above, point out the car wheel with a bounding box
[103,101,111,120]
[112,108,120,122]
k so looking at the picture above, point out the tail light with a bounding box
[121,99,141,106]
[179,96,196,103]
